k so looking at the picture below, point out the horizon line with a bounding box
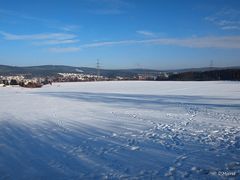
[0,64,239,71]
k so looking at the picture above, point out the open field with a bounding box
[0,81,240,179]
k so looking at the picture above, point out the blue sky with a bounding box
[0,0,240,69]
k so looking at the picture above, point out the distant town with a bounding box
[0,72,170,88]
[0,65,239,88]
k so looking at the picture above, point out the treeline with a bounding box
[0,65,160,78]
[158,69,240,81]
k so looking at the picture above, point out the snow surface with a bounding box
[0,81,240,179]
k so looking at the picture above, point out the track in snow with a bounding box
[0,81,239,179]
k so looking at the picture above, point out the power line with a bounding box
[210,60,214,68]
[96,59,100,80]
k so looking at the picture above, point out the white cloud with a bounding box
[81,36,240,49]
[221,26,240,30]
[136,30,155,37]
[0,31,79,47]
[205,8,240,31]
[40,35,240,53]
[0,31,77,41]
[60,25,80,32]
[82,40,137,47]
[0,9,80,34]
[34,39,79,45]
[0,9,54,24]
[48,47,81,53]
[2,29,240,53]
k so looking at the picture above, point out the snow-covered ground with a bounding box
[0,81,239,179]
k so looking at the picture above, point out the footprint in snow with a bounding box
[225,161,240,170]
[130,146,140,151]
[127,139,140,151]
[112,133,118,137]
[165,166,176,177]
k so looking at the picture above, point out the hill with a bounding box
[0,65,161,78]
[0,65,240,80]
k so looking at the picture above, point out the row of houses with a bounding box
[0,72,172,88]
[0,76,52,88]
[56,73,108,82]
[0,73,108,88]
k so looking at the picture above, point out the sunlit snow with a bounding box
[0,81,239,179]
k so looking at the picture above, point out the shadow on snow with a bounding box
[35,92,240,108]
